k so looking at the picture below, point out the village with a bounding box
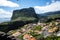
[7,19,60,40]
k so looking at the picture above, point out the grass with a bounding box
[33,25,42,31]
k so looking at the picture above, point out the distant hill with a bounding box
[42,11,60,15]
[0,18,10,23]
[38,11,60,22]
[45,11,60,19]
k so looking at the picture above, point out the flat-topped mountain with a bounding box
[11,7,38,21]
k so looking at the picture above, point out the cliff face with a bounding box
[11,7,38,20]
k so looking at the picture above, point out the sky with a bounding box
[0,0,60,19]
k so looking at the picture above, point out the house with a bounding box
[48,29,53,33]
[55,22,58,25]
[42,26,49,31]
[33,24,36,26]
[49,23,53,27]
[34,30,42,34]
[48,27,58,33]
[23,34,32,40]
[21,28,26,32]
[23,33,36,40]
[53,27,58,32]
[12,32,21,37]
[30,37,36,40]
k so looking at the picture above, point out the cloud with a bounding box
[0,9,12,18]
[34,1,60,13]
[0,0,19,7]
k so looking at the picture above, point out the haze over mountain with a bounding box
[0,18,10,23]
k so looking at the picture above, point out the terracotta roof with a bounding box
[23,34,31,40]
[31,37,36,40]
[48,29,53,33]
[23,34,37,40]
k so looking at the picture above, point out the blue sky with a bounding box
[0,0,60,18]
[0,0,51,11]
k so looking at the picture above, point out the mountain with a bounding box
[38,11,60,22]
[11,7,38,21]
[42,11,60,15]
[43,11,60,20]
[0,7,38,32]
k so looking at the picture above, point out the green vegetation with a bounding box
[33,26,42,31]
[45,36,60,40]
[30,32,43,40]
[17,35,23,40]
[12,17,36,22]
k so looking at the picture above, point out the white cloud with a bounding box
[0,0,19,7]
[0,9,12,18]
[34,1,60,13]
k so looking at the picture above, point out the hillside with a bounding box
[38,11,60,22]
[0,7,38,32]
